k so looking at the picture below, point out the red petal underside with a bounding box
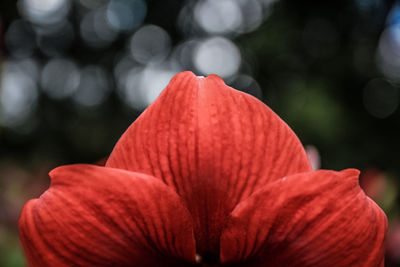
[106,71,312,255]
[19,164,196,267]
[220,169,387,266]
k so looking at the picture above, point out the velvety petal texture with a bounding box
[106,71,312,255]
[19,71,387,267]
[19,164,196,267]
[220,169,388,266]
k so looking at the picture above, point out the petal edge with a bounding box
[220,169,388,267]
[19,164,196,267]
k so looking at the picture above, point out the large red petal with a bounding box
[220,169,387,266]
[19,164,196,267]
[106,71,311,255]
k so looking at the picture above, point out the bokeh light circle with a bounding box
[106,0,147,32]
[5,20,36,58]
[194,0,242,34]
[18,0,70,25]
[72,66,111,107]
[80,8,118,49]
[117,65,179,110]
[363,78,399,118]
[130,25,172,65]
[193,37,241,78]
[41,58,80,100]
[0,60,39,127]
[377,26,400,82]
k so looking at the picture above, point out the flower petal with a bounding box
[220,169,387,266]
[19,164,196,267]
[106,71,311,255]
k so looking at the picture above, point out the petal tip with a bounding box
[175,70,197,78]
[172,71,225,82]
[341,168,361,179]
[205,73,225,83]
[48,164,77,179]
[164,71,202,92]
[48,166,62,179]
[48,164,96,182]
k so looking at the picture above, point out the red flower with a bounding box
[19,72,387,266]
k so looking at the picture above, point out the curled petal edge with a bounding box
[19,164,197,267]
[220,169,388,267]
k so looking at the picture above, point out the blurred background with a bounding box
[1,0,400,266]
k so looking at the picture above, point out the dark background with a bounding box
[1,0,400,265]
